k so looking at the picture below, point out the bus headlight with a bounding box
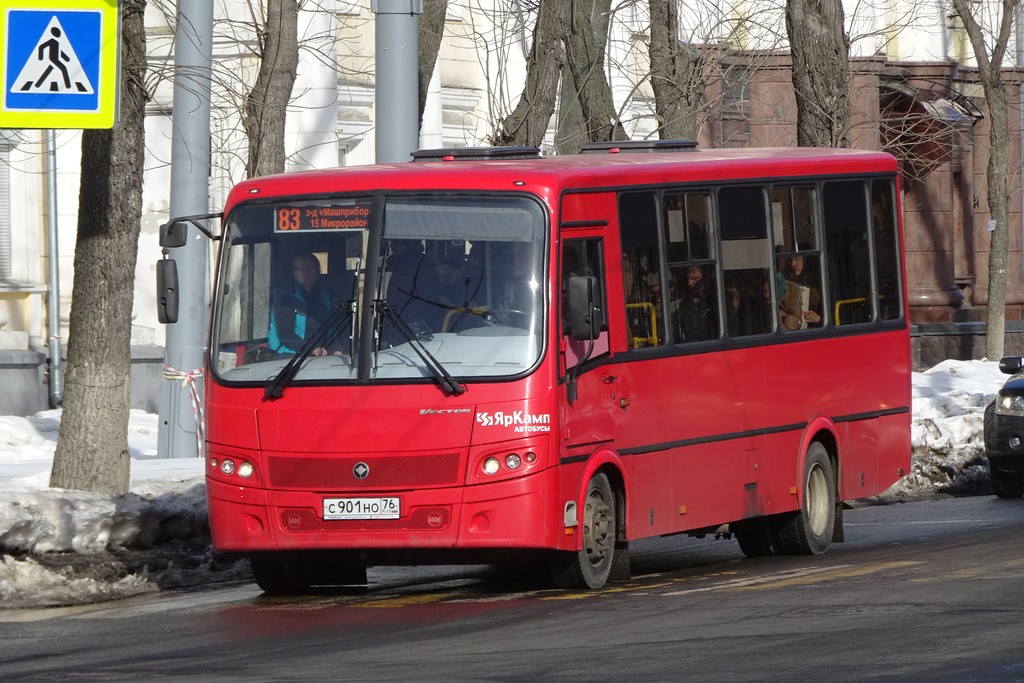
[472,440,545,482]
[237,461,255,478]
[221,459,236,475]
[996,393,1024,416]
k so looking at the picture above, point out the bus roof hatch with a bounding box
[579,140,698,154]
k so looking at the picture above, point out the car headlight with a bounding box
[995,392,1024,416]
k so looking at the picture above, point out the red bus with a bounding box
[162,141,910,592]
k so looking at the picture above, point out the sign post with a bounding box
[0,0,120,129]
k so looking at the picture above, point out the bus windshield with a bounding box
[211,194,547,389]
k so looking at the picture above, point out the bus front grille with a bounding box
[266,452,461,490]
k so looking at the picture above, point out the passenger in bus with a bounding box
[268,253,341,356]
[727,272,774,336]
[755,278,776,333]
[781,254,822,328]
[674,265,715,342]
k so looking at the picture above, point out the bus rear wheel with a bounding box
[549,472,616,589]
[778,442,836,555]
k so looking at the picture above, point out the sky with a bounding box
[0,359,1009,608]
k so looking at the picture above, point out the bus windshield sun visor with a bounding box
[264,301,354,400]
[383,198,540,242]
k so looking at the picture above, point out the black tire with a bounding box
[549,472,616,589]
[733,516,781,558]
[250,552,367,594]
[250,554,312,595]
[991,467,1024,498]
[778,442,836,555]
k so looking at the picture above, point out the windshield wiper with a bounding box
[375,300,466,396]
[264,301,354,400]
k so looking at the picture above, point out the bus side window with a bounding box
[871,179,902,321]
[721,186,773,338]
[771,186,825,331]
[620,192,665,348]
[562,238,608,369]
[824,181,873,326]
[664,191,719,344]
[213,241,272,370]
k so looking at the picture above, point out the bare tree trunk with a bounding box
[983,86,1011,359]
[492,0,568,147]
[951,0,1019,359]
[647,0,704,140]
[244,0,299,177]
[50,0,148,495]
[418,0,448,127]
[561,0,626,146]
[785,0,850,147]
[554,66,584,154]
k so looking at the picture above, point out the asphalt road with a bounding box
[2,495,1023,682]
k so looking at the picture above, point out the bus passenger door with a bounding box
[560,237,617,450]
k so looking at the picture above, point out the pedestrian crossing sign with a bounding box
[0,0,120,129]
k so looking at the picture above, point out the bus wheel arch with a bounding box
[779,440,837,555]
[550,463,628,588]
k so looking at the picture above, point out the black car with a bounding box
[984,356,1024,498]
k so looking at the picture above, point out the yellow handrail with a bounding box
[833,297,866,326]
[626,302,658,347]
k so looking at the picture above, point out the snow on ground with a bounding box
[0,360,1012,608]
[0,412,248,608]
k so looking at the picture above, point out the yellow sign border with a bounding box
[0,0,120,129]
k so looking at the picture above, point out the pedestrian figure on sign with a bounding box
[35,27,71,91]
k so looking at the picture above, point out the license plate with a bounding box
[323,497,400,520]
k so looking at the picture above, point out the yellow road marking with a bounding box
[350,593,454,608]
[662,561,921,595]
[730,561,922,590]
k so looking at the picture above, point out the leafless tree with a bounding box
[419,0,449,127]
[556,0,627,150]
[50,0,149,494]
[647,0,708,141]
[950,0,1021,359]
[786,0,850,147]
[492,0,568,146]
[243,0,299,177]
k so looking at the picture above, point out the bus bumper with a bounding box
[206,466,563,554]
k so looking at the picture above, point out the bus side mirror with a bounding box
[160,220,188,248]
[566,275,600,341]
[999,356,1024,375]
[157,259,179,324]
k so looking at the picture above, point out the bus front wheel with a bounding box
[550,472,616,589]
[733,516,781,557]
[250,554,312,594]
[991,467,1024,498]
[250,551,367,594]
[778,442,836,555]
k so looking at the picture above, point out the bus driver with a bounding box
[268,253,339,356]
